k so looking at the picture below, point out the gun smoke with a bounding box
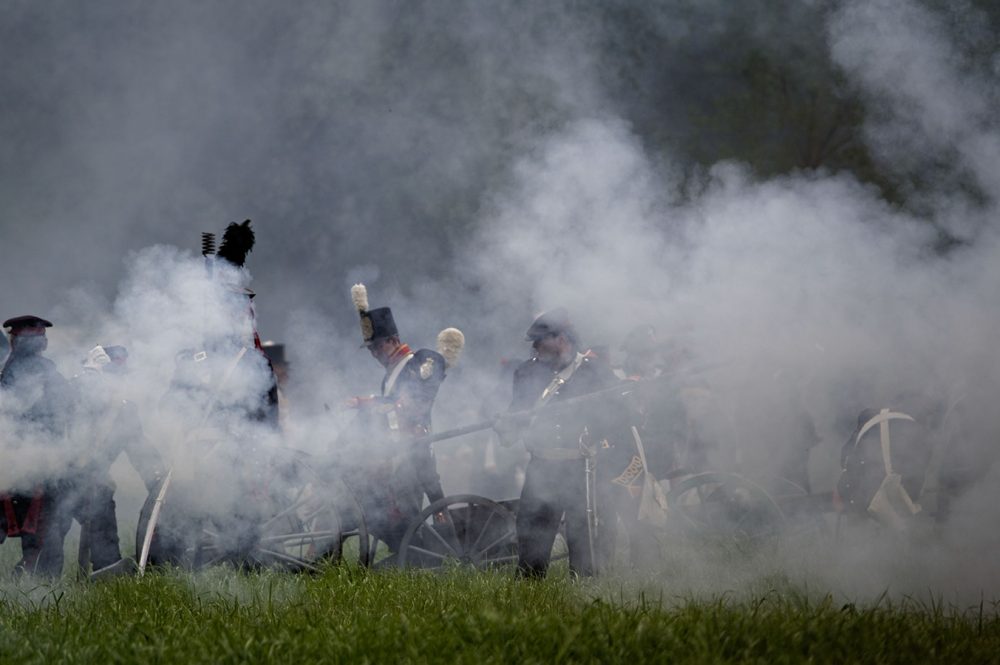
[0,0,998,605]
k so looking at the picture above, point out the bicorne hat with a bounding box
[3,315,53,334]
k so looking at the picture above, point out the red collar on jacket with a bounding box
[387,343,412,368]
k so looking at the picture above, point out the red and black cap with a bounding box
[3,315,53,335]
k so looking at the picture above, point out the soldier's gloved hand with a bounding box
[83,345,111,371]
[345,395,376,410]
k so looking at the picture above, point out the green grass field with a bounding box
[0,493,997,664]
[0,564,998,664]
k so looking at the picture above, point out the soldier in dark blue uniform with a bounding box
[499,308,627,577]
[0,316,75,576]
[836,406,930,527]
[69,345,165,572]
[208,220,280,428]
[612,324,678,476]
[347,284,462,550]
[179,221,279,429]
[603,324,677,566]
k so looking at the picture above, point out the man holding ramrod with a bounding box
[496,308,629,578]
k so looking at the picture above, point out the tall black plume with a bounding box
[216,220,255,268]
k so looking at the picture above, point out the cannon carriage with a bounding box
[133,408,522,574]
[135,435,375,573]
[132,390,953,576]
[655,401,955,554]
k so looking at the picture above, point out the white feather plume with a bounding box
[437,327,465,368]
[351,283,369,313]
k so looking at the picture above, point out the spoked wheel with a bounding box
[360,531,396,569]
[244,463,356,572]
[665,472,785,549]
[136,449,362,573]
[397,495,518,570]
[334,483,395,569]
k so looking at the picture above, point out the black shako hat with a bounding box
[360,307,398,346]
[3,315,53,332]
[525,308,575,342]
[351,284,399,347]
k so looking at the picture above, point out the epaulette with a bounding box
[408,348,446,382]
[417,354,436,380]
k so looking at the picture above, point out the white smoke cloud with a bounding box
[0,0,998,603]
[436,0,1000,601]
[830,0,1000,230]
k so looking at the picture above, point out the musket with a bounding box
[583,444,598,572]
[137,232,235,576]
[401,379,642,448]
[398,359,730,449]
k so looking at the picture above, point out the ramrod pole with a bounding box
[401,380,640,448]
[398,358,729,448]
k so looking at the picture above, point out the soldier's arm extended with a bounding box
[493,360,539,446]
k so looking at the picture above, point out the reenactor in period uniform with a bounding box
[0,316,75,576]
[613,325,678,475]
[347,283,464,550]
[69,345,165,572]
[605,324,679,566]
[836,406,931,529]
[143,222,278,569]
[498,308,627,577]
[195,220,280,427]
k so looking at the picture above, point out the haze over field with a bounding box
[1,0,998,602]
